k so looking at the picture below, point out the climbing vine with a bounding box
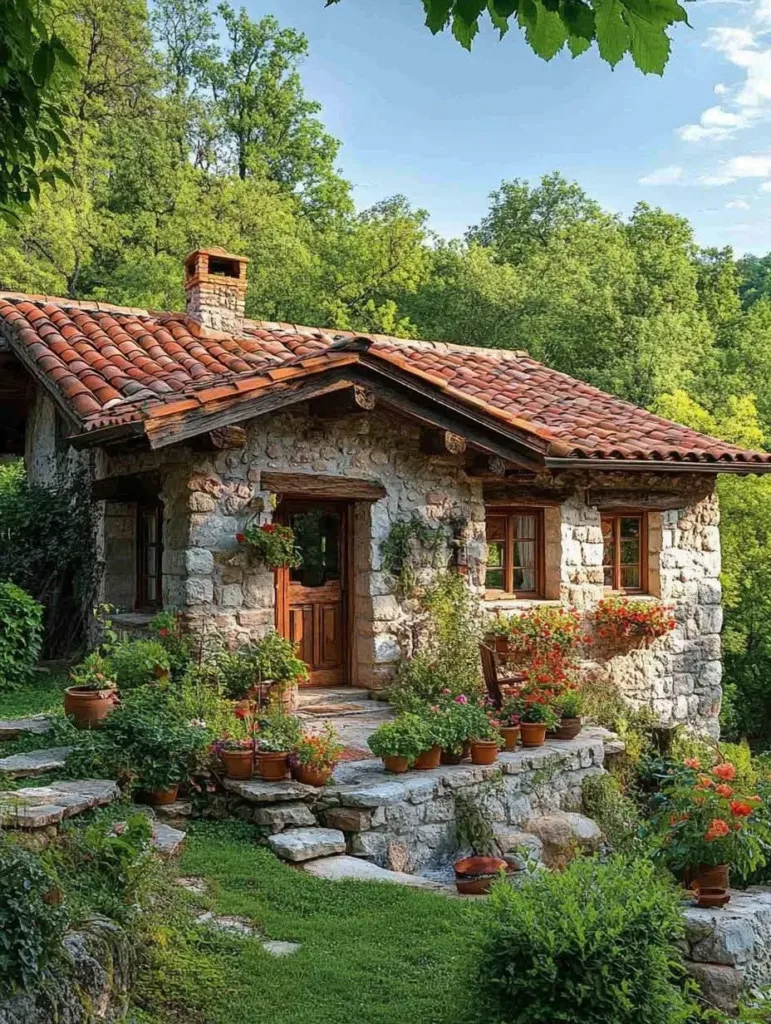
[380,513,447,596]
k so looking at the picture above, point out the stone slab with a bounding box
[151,821,186,858]
[197,913,257,937]
[0,746,74,778]
[224,778,317,804]
[303,855,445,889]
[0,778,120,829]
[0,715,52,741]
[268,827,346,862]
[154,800,193,819]
[684,887,771,984]
[261,940,301,957]
[252,802,317,831]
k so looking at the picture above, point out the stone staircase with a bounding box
[0,779,120,828]
[0,746,74,778]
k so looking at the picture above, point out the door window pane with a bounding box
[602,514,645,592]
[290,509,341,587]
[486,540,505,590]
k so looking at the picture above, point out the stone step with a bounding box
[0,715,53,741]
[224,778,317,804]
[252,802,317,831]
[268,827,346,862]
[0,779,120,829]
[0,746,74,778]
[297,687,373,708]
[303,854,447,890]
[151,821,187,858]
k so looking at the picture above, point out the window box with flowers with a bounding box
[592,597,676,658]
[237,522,301,570]
[651,757,771,900]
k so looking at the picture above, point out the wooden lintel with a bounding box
[419,427,467,456]
[588,489,713,512]
[465,454,509,479]
[191,425,248,451]
[309,385,376,419]
[261,471,386,502]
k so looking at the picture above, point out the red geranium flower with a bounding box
[684,757,700,769]
[715,784,734,798]
[713,763,737,782]
[236,533,245,543]
[704,818,731,841]
[730,801,754,817]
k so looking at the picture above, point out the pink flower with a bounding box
[113,823,126,836]
[454,694,469,704]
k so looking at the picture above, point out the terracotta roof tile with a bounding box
[0,291,769,468]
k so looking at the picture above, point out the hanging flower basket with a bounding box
[237,522,301,570]
[592,598,677,659]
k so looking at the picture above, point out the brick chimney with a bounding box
[184,246,249,334]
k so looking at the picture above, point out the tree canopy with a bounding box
[325,0,689,74]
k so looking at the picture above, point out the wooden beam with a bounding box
[191,425,248,451]
[588,488,714,512]
[309,384,376,419]
[419,427,467,456]
[261,471,386,502]
[465,454,509,478]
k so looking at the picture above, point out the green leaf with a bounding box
[452,9,481,47]
[525,0,568,58]
[488,0,513,34]
[561,0,595,41]
[594,0,630,66]
[567,32,592,55]
[423,0,455,32]
[625,9,670,73]
[491,0,520,14]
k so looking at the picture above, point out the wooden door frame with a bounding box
[274,497,354,687]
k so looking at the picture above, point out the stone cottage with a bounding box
[2,247,770,736]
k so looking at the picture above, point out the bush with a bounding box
[217,631,308,700]
[109,639,171,691]
[0,837,68,996]
[582,774,643,854]
[0,580,43,690]
[471,857,696,1024]
[149,611,194,677]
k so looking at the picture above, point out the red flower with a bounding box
[234,707,247,721]
[730,801,754,817]
[262,523,277,534]
[695,774,714,790]
[159,628,169,638]
[715,784,734,798]
[684,757,700,769]
[704,818,731,841]
[714,763,737,782]
[236,533,246,543]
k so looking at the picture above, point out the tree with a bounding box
[325,0,688,75]
[0,0,76,220]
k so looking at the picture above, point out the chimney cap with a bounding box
[185,245,250,270]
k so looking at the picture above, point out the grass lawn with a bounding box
[0,670,68,719]
[140,821,485,1024]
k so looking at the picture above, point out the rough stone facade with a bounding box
[25,382,724,733]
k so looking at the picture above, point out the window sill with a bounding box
[602,592,658,601]
[111,612,157,627]
[483,596,561,613]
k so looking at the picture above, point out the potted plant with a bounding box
[518,698,559,748]
[110,639,172,691]
[368,714,431,773]
[652,758,771,896]
[436,695,478,764]
[498,698,521,751]
[592,597,677,656]
[213,735,255,780]
[554,689,584,740]
[484,614,511,655]
[289,724,343,786]
[237,522,301,570]
[413,706,444,770]
[256,711,301,780]
[464,703,503,765]
[220,632,309,713]
[64,653,118,729]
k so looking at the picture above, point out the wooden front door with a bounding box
[276,501,348,687]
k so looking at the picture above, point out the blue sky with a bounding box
[246,0,771,254]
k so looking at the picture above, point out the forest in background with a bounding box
[6,0,771,738]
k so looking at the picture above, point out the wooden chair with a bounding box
[479,643,525,709]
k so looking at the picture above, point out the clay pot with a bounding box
[64,686,117,729]
[470,739,499,765]
[140,785,179,806]
[221,749,254,780]
[556,717,582,740]
[696,887,731,909]
[520,722,548,748]
[500,725,520,751]
[258,751,290,781]
[292,764,332,787]
[440,749,464,765]
[414,745,442,770]
[688,864,730,892]
[454,855,511,895]
[383,755,410,774]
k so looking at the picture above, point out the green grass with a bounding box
[139,821,483,1024]
[0,672,68,720]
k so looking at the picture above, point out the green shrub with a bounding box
[582,773,644,854]
[367,713,432,762]
[109,639,171,691]
[217,631,308,700]
[149,610,194,677]
[0,837,68,996]
[471,857,696,1024]
[0,580,43,690]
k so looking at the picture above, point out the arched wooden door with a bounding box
[275,500,349,687]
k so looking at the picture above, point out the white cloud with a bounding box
[638,165,684,186]
[698,173,736,185]
[714,83,730,96]
[726,198,751,208]
[760,180,771,190]
[724,152,771,177]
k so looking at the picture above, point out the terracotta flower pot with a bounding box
[556,717,582,740]
[258,751,290,781]
[470,739,499,765]
[454,855,511,895]
[292,764,332,787]
[414,745,442,770]
[221,749,254,780]
[383,755,410,774]
[500,725,520,751]
[140,785,179,806]
[64,686,117,729]
[696,887,731,909]
[520,722,548,748]
[440,748,464,765]
[688,864,730,892]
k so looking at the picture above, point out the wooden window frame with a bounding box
[136,501,163,611]
[601,511,648,594]
[484,507,545,599]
